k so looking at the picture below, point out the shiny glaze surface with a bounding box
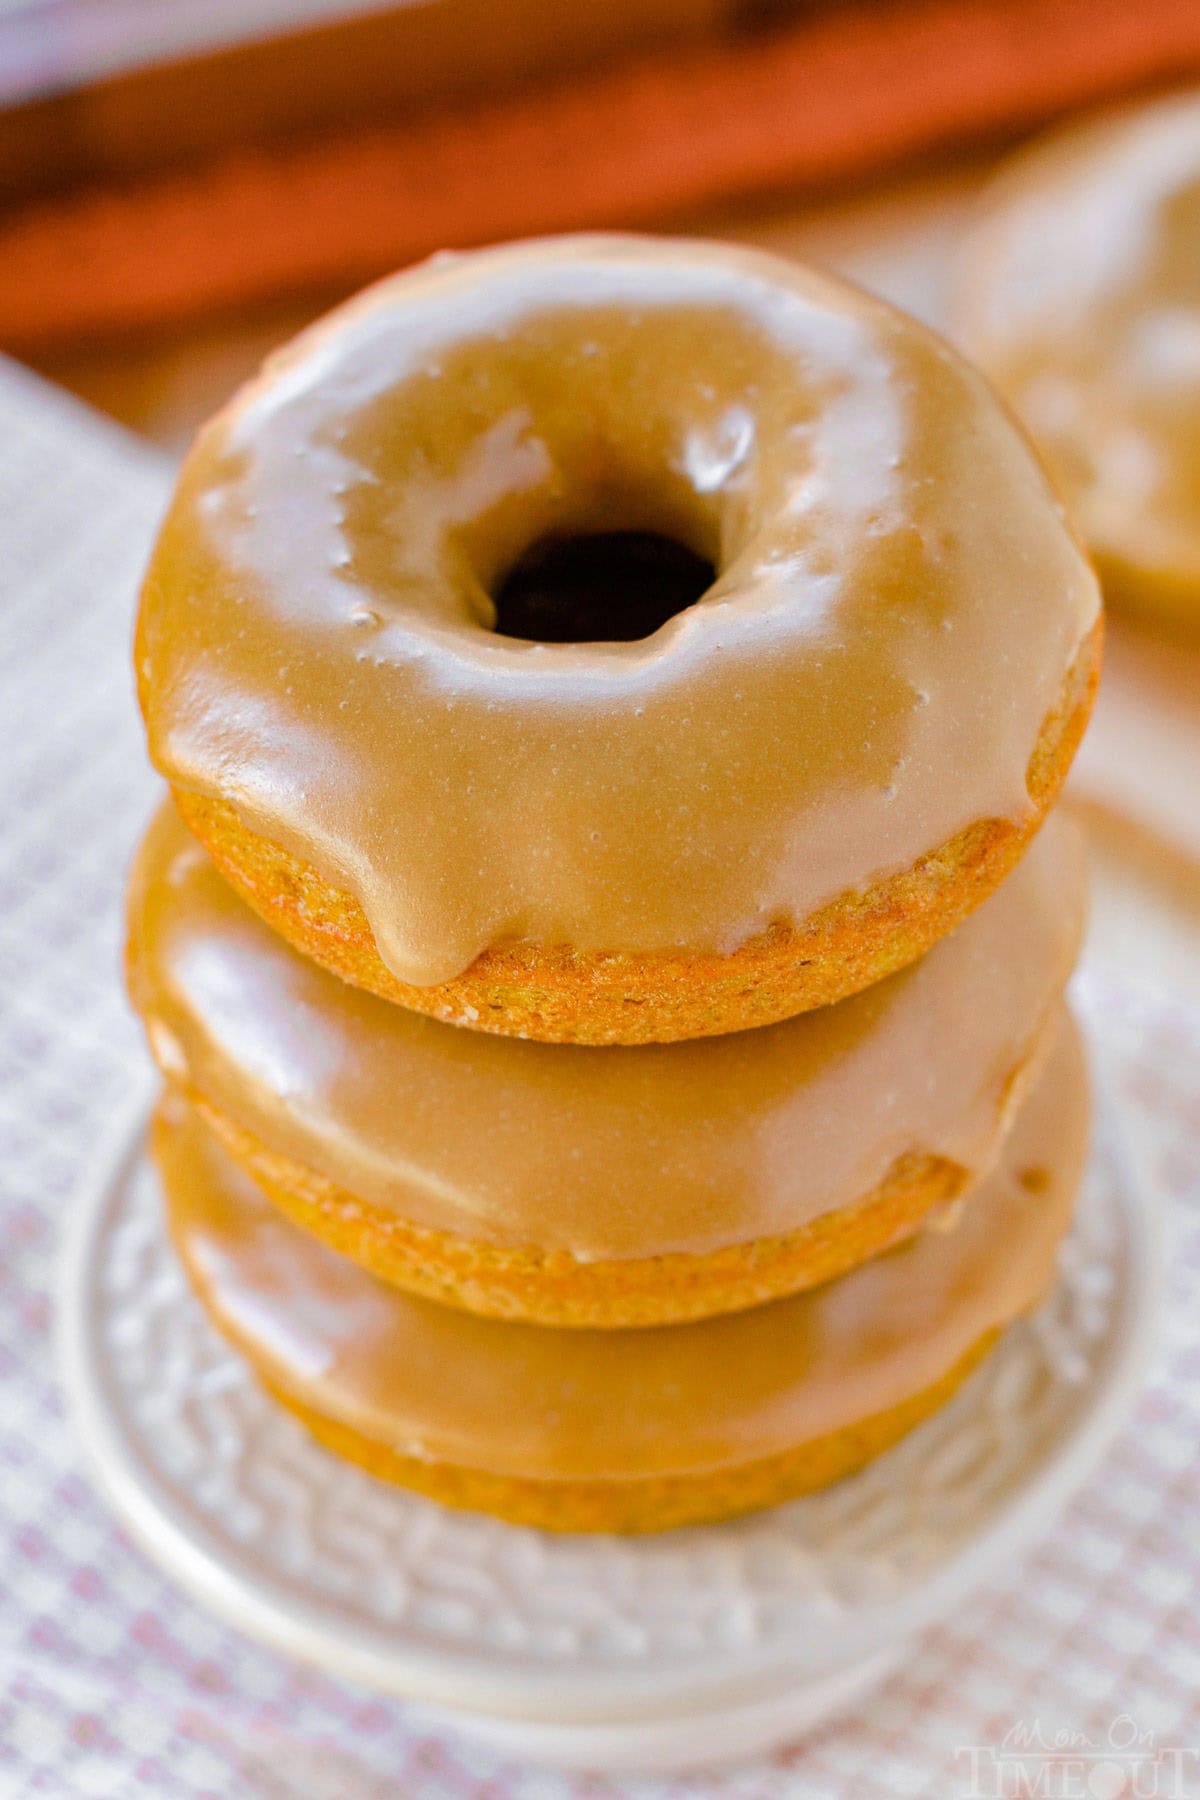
[137,236,1099,986]
[129,803,1084,1259]
[957,93,1200,617]
[156,1018,1087,1480]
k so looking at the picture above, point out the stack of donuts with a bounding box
[128,236,1102,1533]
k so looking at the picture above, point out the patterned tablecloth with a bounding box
[1,357,1197,1799]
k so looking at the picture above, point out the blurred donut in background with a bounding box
[954,89,1200,630]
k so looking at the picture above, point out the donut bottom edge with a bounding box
[1092,546,1200,634]
[189,1081,1036,1328]
[258,1333,999,1534]
[169,618,1101,1046]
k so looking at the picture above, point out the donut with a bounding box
[153,1015,1088,1533]
[127,801,1084,1327]
[137,235,1101,1045]
[954,91,1200,629]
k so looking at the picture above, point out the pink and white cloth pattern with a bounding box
[0,359,1197,1799]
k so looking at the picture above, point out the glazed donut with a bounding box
[955,91,1200,629]
[127,801,1084,1327]
[154,1016,1087,1533]
[137,235,1101,1045]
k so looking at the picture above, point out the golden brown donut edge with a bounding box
[180,1033,1041,1328]
[170,618,1101,1046]
[258,1334,999,1533]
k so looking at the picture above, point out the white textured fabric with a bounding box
[0,357,1197,1799]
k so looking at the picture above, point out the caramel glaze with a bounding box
[128,802,1084,1262]
[156,1015,1087,1483]
[137,235,1099,989]
[956,92,1200,624]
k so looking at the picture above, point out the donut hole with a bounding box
[491,532,717,644]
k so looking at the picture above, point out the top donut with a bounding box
[137,235,1101,1044]
[955,91,1200,629]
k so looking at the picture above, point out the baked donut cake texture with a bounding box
[129,235,1098,1531]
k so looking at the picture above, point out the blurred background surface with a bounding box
[0,0,1196,443]
[1,10,1199,1795]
